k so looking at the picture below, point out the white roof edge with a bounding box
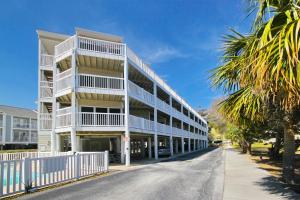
[75,27,123,43]
[36,29,70,41]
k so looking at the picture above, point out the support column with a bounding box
[141,139,145,158]
[55,134,61,152]
[170,136,173,156]
[124,46,130,166]
[121,135,125,164]
[175,139,179,154]
[148,137,152,159]
[188,138,191,152]
[193,139,196,151]
[181,137,184,154]
[154,134,158,159]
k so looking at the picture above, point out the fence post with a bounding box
[24,158,31,192]
[104,151,109,172]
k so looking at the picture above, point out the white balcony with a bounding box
[157,123,171,135]
[77,113,125,127]
[128,81,154,106]
[39,113,52,130]
[40,54,54,70]
[172,108,182,120]
[77,74,124,95]
[40,81,53,99]
[56,107,71,128]
[172,127,182,137]
[56,69,72,96]
[156,98,171,114]
[129,115,154,133]
[55,36,125,62]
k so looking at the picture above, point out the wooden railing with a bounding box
[56,107,71,128]
[39,113,52,130]
[78,36,125,56]
[129,115,154,132]
[128,81,154,106]
[40,81,53,98]
[56,69,72,94]
[40,54,54,68]
[77,113,125,127]
[77,74,124,90]
[157,123,171,134]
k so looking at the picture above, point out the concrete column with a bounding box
[121,135,125,164]
[124,46,130,166]
[55,134,61,152]
[70,128,77,152]
[154,134,158,159]
[188,138,191,152]
[175,139,179,154]
[170,136,173,156]
[148,137,152,159]
[141,139,145,158]
[193,139,196,151]
[181,137,184,154]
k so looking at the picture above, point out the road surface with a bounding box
[19,147,224,200]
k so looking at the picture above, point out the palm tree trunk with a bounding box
[282,114,295,184]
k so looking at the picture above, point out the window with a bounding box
[0,128,2,142]
[13,130,29,142]
[31,131,37,142]
[109,108,121,113]
[96,108,108,113]
[0,114,3,126]
[81,107,94,112]
[13,117,30,129]
[31,119,37,129]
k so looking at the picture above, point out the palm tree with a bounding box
[211,0,300,183]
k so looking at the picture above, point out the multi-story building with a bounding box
[0,105,37,149]
[37,28,208,166]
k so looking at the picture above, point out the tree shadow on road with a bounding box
[255,176,300,199]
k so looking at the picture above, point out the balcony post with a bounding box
[71,49,77,153]
[124,45,130,166]
[51,60,57,154]
[154,83,158,160]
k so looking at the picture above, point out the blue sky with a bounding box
[0,0,252,110]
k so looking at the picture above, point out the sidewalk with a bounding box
[223,148,300,200]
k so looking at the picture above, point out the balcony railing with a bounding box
[56,69,72,94]
[40,54,54,69]
[40,81,53,98]
[172,127,182,136]
[129,115,154,132]
[156,98,171,114]
[55,36,125,59]
[77,113,125,127]
[78,36,125,56]
[77,74,124,91]
[128,81,154,106]
[39,113,52,130]
[56,107,71,128]
[157,123,171,134]
[172,108,182,120]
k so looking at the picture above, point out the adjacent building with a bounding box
[0,105,37,149]
[37,28,208,166]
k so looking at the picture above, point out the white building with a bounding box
[0,105,37,149]
[37,28,208,166]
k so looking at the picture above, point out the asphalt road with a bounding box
[19,147,224,200]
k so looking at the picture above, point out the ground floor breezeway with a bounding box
[55,131,208,165]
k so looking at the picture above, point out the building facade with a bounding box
[0,105,37,149]
[37,28,208,166]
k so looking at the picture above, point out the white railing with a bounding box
[0,152,71,161]
[172,108,182,120]
[157,123,171,135]
[0,152,108,197]
[172,127,182,136]
[56,107,71,128]
[77,113,125,127]
[129,115,154,132]
[55,36,75,58]
[40,54,54,68]
[156,98,171,114]
[56,69,72,94]
[128,81,154,106]
[40,81,53,98]
[78,36,125,56]
[77,74,124,91]
[39,113,52,130]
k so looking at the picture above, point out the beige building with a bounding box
[37,28,208,166]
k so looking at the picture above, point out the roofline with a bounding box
[0,105,36,113]
[75,27,123,43]
[36,29,70,41]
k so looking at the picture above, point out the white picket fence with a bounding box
[0,152,109,197]
[0,152,70,161]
